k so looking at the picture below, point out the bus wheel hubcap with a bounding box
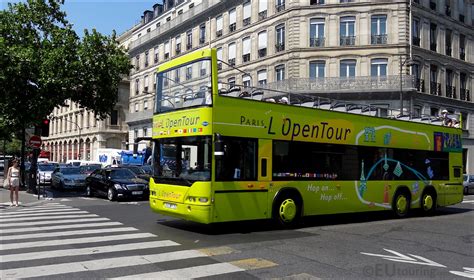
[279,199,296,222]
[396,196,407,214]
[423,195,433,211]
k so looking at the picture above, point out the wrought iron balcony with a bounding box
[243,18,251,26]
[310,37,325,47]
[340,36,356,46]
[258,48,267,58]
[371,34,387,45]
[154,55,158,63]
[415,78,425,92]
[430,82,441,96]
[186,43,192,50]
[258,11,267,21]
[216,30,223,38]
[412,37,420,46]
[175,47,181,55]
[275,43,285,52]
[242,53,250,63]
[199,37,205,44]
[310,0,325,5]
[229,23,236,32]
[446,85,456,98]
[460,89,471,101]
[276,4,285,12]
[164,53,169,60]
[228,58,235,66]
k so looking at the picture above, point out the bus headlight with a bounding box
[188,196,196,202]
[198,197,208,203]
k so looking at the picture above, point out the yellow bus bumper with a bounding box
[149,198,212,224]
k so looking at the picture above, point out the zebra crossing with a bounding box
[0,202,259,279]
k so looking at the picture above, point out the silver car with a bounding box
[464,174,474,195]
[51,167,87,190]
[37,164,56,185]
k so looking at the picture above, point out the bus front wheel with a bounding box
[392,190,411,218]
[273,194,301,227]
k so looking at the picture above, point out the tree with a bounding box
[0,0,131,130]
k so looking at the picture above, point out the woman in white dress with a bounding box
[7,159,21,207]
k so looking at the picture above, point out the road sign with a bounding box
[29,135,42,148]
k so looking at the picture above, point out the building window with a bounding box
[310,18,325,47]
[243,1,251,26]
[228,77,236,87]
[430,23,437,52]
[460,34,466,60]
[144,75,149,93]
[242,37,251,62]
[459,0,465,22]
[175,68,180,83]
[199,24,206,44]
[177,9,183,15]
[412,18,420,46]
[229,9,236,32]
[144,51,149,67]
[276,0,285,12]
[242,74,251,87]
[134,129,139,139]
[371,15,387,44]
[200,61,207,76]
[175,35,181,54]
[110,110,118,126]
[216,48,223,70]
[143,127,148,137]
[164,41,170,59]
[460,73,469,101]
[275,24,285,52]
[340,16,356,46]
[216,15,223,37]
[258,1,267,20]
[186,30,192,50]
[430,65,439,95]
[135,79,139,95]
[275,64,285,81]
[310,61,325,78]
[186,65,192,80]
[446,69,455,98]
[258,31,267,58]
[228,42,236,66]
[340,59,356,77]
[144,100,149,110]
[135,55,140,70]
[134,103,139,112]
[257,70,267,85]
[311,0,325,4]
[445,29,452,56]
[370,58,388,77]
[412,64,424,92]
[154,47,159,63]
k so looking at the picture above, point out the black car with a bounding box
[119,165,151,181]
[85,167,149,201]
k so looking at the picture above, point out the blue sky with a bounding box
[2,0,160,36]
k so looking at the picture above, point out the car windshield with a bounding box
[38,164,55,172]
[153,136,212,183]
[80,165,101,173]
[156,59,213,113]
[126,166,145,175]
[61,168,81,175]
[108,169,136,179]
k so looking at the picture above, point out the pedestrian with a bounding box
[6,159,21,207]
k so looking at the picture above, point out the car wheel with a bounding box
[85,185,93,197]
[107,187,116,201]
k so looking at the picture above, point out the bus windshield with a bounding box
[153,136,212,184]
[156,59,213,113]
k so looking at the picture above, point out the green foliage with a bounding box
[0,0,131,129]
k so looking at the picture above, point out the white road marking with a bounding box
[462,200,474,204]
[0,250,205,279]
[0,233,156,250]
[0,210,88,218]
[0,213,98,222]
[0,207,76,214]
[112,262,245,279]
[361,249,446,267]
[1,217,110,228]
[0,222,122,234]
[0,240,179,263]
[1,227,139,241]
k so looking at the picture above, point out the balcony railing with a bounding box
[217,63,222,70]
[228,58,235,66]
[460,89,470,101]
[154,55,158,63]
[310,0,325,5]
[415,78,425,92]
[276,4,285,12]
[371,34,387,45]
[430,82,441,96]
[275,43,285,52]
[242,53,250,63]
[446,85,456,98]
[310,37,325,47]
[258,48,267,58]
[412,37,420,46]
[175,47,181,55]
[199,37,205,44]
[229,23,236,32]
[216,30,223,38]
[186,43,192,50]
[243,18,251,26]
[340,36,356,46]
[258,11,267,20]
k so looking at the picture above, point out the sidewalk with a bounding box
[0,176,52,208]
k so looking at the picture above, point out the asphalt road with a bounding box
[1,188,473,279]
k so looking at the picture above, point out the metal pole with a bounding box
[400,55,403,115]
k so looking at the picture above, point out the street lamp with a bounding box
[399,54,415,116]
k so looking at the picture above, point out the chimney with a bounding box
[153,3,163,17]
[143,10,153,23]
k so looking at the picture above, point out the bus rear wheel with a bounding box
[421,190,437,215]
[392,190,410,218]
[273,194,301,227]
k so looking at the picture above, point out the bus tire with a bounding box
[273,191,302,227]
[420,188,437,215]
[392,188,411,218]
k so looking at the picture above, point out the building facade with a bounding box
[125,0,474,172]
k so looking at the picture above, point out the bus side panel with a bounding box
[439,152,464,206]
[213,183,268,222]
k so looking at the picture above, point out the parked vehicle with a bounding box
[464,174,474,195]
[85,167,149,201]
[51,167,87,190]
[109,165,151,181]
[37,163,56,185]
[79,164,102,175]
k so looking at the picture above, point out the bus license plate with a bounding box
[164,202,177,210]
[132,191,143,195]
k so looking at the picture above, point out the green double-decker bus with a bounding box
[149,49,463,225]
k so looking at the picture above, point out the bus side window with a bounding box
[215,137,258,181]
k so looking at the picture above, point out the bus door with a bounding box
[258,139,272,218]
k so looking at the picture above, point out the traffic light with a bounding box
[40,119,50,137]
